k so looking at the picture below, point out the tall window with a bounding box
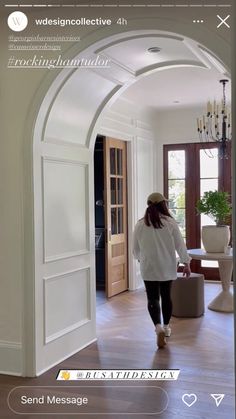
[164,142,231,280]
[167,150,186,239]
[200,149,218,268]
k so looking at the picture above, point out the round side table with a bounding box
[188,249,233,313]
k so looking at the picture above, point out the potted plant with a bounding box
[196,190,232,252]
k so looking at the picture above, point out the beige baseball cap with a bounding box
[147,192,168,205]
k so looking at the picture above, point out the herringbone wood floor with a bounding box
[0,283,234,419]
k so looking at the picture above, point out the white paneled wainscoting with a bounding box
[32,81,156,376]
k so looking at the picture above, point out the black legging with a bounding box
[144,280,173,325]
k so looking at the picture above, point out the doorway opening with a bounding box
[164,142,232,280]
[94,135,106,305]
[94,135,129,303]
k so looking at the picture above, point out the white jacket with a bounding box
[133,216,191,282]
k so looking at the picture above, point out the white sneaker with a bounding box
[155,325,166,348]
[163,325,171,337]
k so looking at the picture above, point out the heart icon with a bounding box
[182,393,197,407]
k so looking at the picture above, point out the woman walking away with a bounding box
[133,192,191,349]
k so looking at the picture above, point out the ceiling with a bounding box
[94,32,231,111]
[46,30,231,147]
[121,66,231,110]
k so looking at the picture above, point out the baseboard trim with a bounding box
[36,337,97,377]
[204,280,221,284]
[0,341,22,376]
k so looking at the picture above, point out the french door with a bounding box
[164,142,231,280]
[104,138,128,297]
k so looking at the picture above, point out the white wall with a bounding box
[100,97,156,217]
[99,97,156,289]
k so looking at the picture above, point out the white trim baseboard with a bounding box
[0,341,22,376]
[36,338,97,377]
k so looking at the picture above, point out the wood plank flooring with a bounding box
[0,283,234,419]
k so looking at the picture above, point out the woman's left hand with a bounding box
[183,265,191,278]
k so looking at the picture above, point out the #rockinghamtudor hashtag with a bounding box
[7,54,110,69]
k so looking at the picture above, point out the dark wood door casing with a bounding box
[164,142,231,280]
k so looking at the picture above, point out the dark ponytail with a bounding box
[144,200,172,229]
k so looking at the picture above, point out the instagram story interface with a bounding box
[0,0,234,418]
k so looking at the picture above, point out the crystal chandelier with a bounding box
[197,79,231,158]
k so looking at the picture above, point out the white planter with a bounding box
[202,225,230,253]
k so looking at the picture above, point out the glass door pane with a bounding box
[110,178,116,205]
[110,148,116,175]
[117,208,124,234]
[117,149,123,175]
[200,179,218,196]
[117,178,123,204]
[168,150,186,240]
[200,148,219,267]
[168,150,185,179]
[200,148,218,178]
[110,147,125,236]
[111,208,117,235]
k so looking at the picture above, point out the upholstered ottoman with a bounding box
[171,273,205,317]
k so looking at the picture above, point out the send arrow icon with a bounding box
[210,394,225,407]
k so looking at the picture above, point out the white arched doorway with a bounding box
[29,26,230,377]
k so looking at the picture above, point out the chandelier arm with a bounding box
[203,147,215,158]
[197,79,231,158]
[208,122,217,142]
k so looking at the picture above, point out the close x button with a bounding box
[217,15,230,29]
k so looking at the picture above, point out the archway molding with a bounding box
[23,19,230,376]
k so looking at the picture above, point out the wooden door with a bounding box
[164,142,231,280]
[104,138,128,297]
